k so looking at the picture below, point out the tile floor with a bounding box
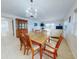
[1,36,75,59]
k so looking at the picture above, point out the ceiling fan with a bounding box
[26,0,37,18]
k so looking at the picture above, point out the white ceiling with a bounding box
[1,0,76,22]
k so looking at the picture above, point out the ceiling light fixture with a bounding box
[26,0,37,18]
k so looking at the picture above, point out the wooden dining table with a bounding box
[29,32,48,59]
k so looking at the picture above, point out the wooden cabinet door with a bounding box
[16,18,28,38]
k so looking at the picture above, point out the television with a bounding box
[56,26,63,29]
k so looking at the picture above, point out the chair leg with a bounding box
[53,51,57,59]
[24,46,26,55]
[53,54,56,59]
[20,43,22,50]
[56,52,58,57]
[27,48,29,55]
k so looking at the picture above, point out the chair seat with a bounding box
[43,50,54,58]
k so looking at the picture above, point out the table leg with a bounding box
[40,45,42,59]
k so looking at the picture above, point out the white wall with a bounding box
[63,3,77,59]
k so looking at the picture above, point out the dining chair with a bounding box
[19,30,27,50]
[43,35,63,59]
[20,33,40,59]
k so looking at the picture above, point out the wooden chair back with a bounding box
[25,34,32,49]
[55,35,63,49]
[20,33,32,49]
